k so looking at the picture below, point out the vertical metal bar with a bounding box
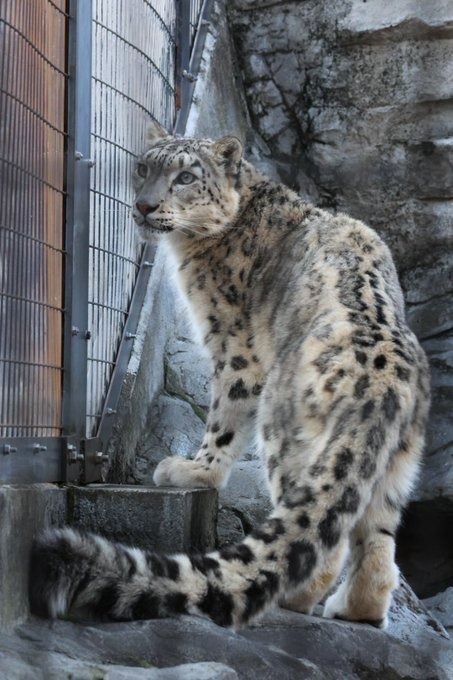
[175,0,191,121]
[174,0,213,135]
[62,0,93,482]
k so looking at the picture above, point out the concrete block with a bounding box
[0,484,67,631]
[0,483,218,631]
[68,485,218,554]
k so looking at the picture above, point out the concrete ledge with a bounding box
[68,484,218,553]
[0,484,67,631]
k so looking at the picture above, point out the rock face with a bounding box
[1,579,452,680]
[424,587,453,634]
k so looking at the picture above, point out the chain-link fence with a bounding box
[0,0,212,483]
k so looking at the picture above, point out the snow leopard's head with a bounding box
[132,120,243,239]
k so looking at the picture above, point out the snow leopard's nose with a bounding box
[136,201,159,216]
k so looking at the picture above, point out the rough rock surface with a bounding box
[0,617,322,680]
[424,587,453,634]
[1,580,451,680]
[0,632,238,680]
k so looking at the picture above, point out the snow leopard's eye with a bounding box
[175,171,196,185]
[137,163,148,178]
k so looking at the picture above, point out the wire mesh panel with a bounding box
[87,0,177,436]
[0,0,67,438]
[0,0,211,481]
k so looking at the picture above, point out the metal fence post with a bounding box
[176,0,192,125]
[62,0,93,482]
[174,0,213,135]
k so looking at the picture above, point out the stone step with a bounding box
[68,484,218,554]
[0,483,218,631]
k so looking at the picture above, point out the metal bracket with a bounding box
[1,437,66,484]
[82,437,107,483]
[75,150,96,167]
[63,435,83,483]
[63,436,107,484]
[182,69,197,82]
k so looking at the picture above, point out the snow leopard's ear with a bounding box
[146,119,172,147]
[213,136,243,174]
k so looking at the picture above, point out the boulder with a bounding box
[1,616,323,680]
[218,456,272,543]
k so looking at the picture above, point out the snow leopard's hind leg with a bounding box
[279,538,348,615]
[259,332,429,627]
[324,420,426,628]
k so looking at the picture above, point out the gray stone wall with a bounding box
[109,0,452,594]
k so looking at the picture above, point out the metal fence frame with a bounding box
[175,0,212,135]
[0,0,213,484]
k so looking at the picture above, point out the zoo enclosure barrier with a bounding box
[0,0,213,484]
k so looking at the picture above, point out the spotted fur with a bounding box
[30,121,430,630]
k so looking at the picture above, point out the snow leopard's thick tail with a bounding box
[28,506,344,627]
[29,399,419,628]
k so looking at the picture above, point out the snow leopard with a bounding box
[30,120,430,630]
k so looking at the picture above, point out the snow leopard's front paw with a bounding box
[153,456,221,489]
